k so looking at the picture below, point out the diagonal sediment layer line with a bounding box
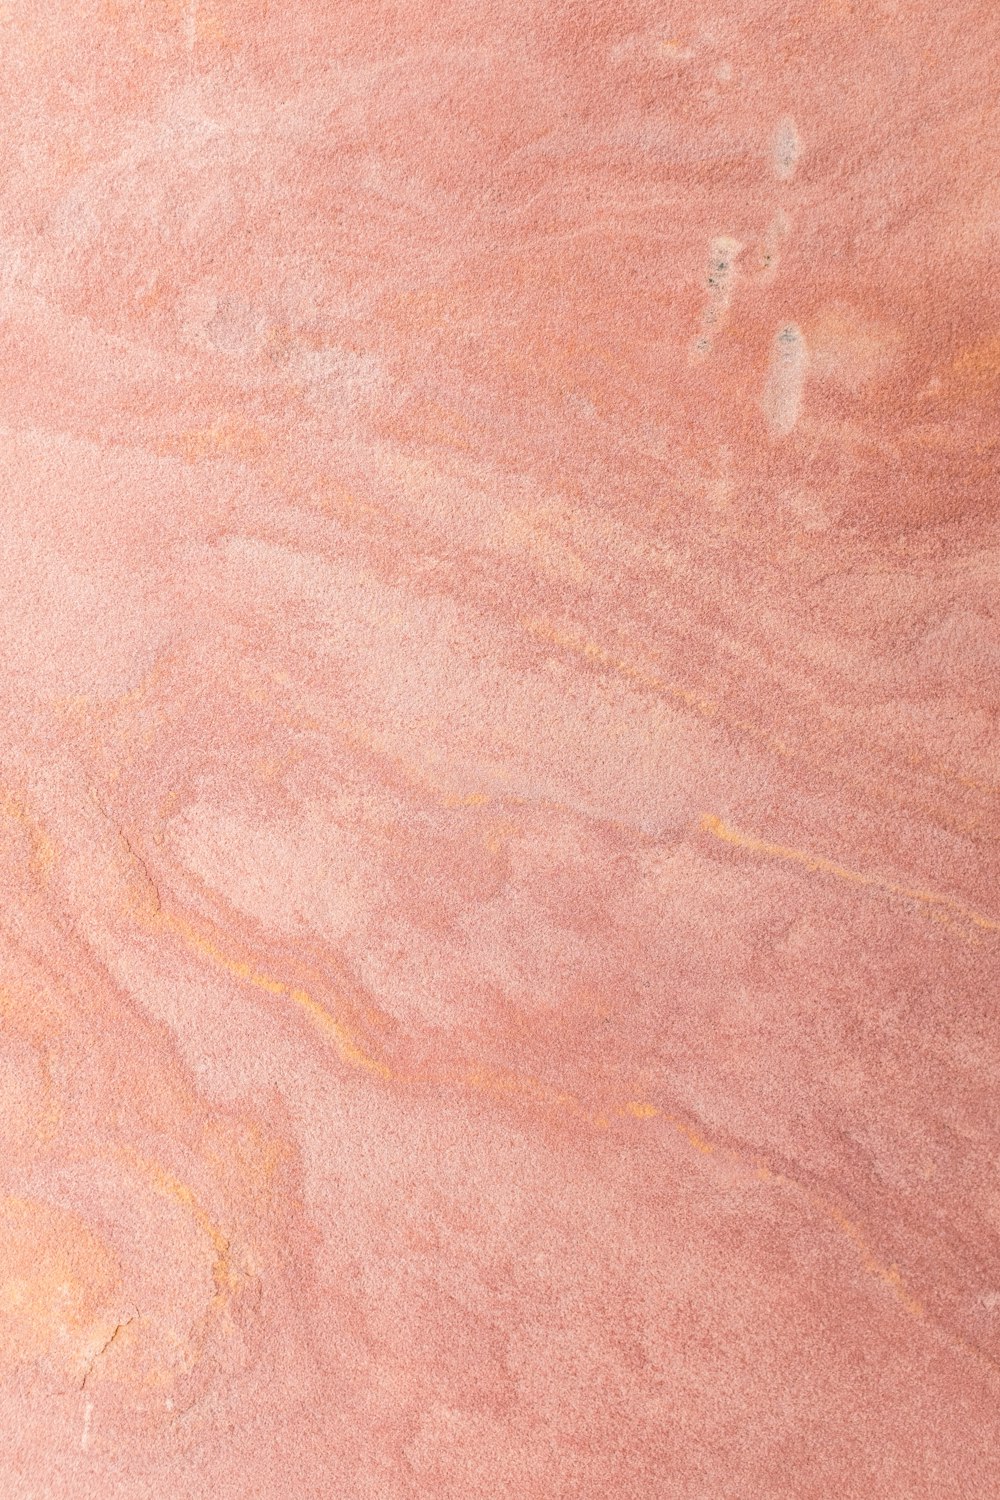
[700,813,998,933]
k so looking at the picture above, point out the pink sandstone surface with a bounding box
[0,2,998,1496]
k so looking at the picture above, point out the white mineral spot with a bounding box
[774,116,801,181]
[764,323,808,436]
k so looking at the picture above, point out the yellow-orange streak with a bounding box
[464,1066,589,1119]
[617,1101,925,1321]
[138,864,940,1330]
[156,910,393,1080]
[828,1207,924,1318]
[120,1150,235,1300]
[524,618,791,756]
[700,813,998,933]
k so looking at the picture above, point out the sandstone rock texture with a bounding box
[0,3,997,1496]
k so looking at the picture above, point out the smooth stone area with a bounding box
[0,3,997,1496]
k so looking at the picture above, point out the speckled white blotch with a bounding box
[764,322,808,435]
[774,116,801,180]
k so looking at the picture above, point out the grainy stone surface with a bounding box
[0,3,998,1496]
